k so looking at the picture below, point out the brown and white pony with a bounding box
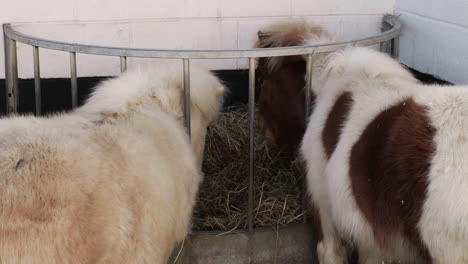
[255,21,335,150]
[303,46,468,263]
[0,64,225,263]
[258,21,468,263]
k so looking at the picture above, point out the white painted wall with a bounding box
[396,0,468,84]
[1,0,394,78]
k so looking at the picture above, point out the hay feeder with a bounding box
[3,15,401,263]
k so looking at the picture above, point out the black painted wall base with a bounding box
[0,68,449,116]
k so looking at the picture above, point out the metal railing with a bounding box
[2,14,401,233]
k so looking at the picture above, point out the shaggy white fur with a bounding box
[301,46,468,263]
[0,63,225,263]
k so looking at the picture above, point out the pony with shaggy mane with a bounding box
[255,20,336,150]
[302,46,468,263]
[0,64,225,263]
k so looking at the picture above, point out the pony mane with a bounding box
[76,63,226,123]
[321,47,417,87]
[255,20,336,73]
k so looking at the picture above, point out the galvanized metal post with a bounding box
[305,54,313,124]
[380,41,387,53]
[183,58,191,140]
[120,56,127,72]
[4,31,19,114]
[303,54,314,223]
[33,46,42,115]
[391,36,400,60]
[248,57,256,232]
[70,52,78,108]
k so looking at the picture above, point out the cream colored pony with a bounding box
[0,63,225,263]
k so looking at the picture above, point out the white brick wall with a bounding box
[396,0,468,27]
[292,0,393,15]
[1,0,394,78]
[396,0,468,84]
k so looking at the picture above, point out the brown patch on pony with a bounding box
[255,21,335,150]
[322,92,353,159]
[349,98,435,262]
[257,56,307,150]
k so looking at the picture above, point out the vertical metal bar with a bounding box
[182,60,192,234]
[305,54,313,124]
[120,56,127,72]
[4,31,18,114]
[303,54,313,223]
[70,52,78,108]
[33,46,42,115]
[381,18,392,56]
[182,59,192,234]
[248,57,256,232]
[391,36,400,60]
[183,59,191,140]
[379,41,387,53]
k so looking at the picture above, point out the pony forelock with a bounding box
[255,20,336,73]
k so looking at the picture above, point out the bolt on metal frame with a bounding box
[2,15,401,233]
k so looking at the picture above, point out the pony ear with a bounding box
[257,30,267,39]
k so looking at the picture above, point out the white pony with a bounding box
[0,63,225,263]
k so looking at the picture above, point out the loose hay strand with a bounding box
[192,105,305,231]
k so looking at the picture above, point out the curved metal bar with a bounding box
[3,15,400,59]
[192,221,306,235]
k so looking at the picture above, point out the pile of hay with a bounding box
[192,105,305,231]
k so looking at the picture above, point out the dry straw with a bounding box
[192,105,305,231]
